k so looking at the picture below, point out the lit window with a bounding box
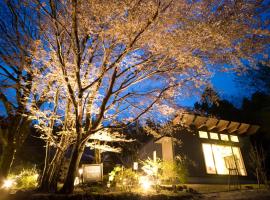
[220,134,229,141]
[210,132,219,140]
[230,135,239,142]
[202,144,216,174]
[202,143,247,176]
[199,131,208,139]
[232,147,247,175]
[212,145,232,174]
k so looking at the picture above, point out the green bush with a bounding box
[160,155,194,184]
[108,166,138,191]
[140,158,162,177]
[8,167,39,189]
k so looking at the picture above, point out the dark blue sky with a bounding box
[0,69,262,116]
[178,70,251,108]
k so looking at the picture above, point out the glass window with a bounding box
[199,131,208,139]
[232,147,247,176]
[202,143,247,176]
[220,134,229,141]
[230,135,239,142]
[210,132,219,140]
[202,144,216,174]
[212,145,232,174]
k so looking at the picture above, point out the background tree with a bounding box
[249,144,268,188]
[0,0,41,181]
[30,0,270,193]
[194,86,241,121]
[236,60,270,94]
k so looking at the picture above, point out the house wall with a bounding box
[173,129,205,177]
[138,138,162,161]
[238,135,254,180]
[138,128,256,183]
[156,137,174,162]
[173,128,256,183]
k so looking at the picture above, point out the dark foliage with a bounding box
[236,61,270,95]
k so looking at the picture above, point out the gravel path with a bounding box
[201,189,270,200]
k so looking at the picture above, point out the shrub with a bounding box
[108,166,138,191]
[160,155,194,184]
[140,158,162,177]
[8,167,39,189]
[108,166,122,186]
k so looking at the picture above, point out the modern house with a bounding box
[139,113,260,183]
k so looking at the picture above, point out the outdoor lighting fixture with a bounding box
[78,168,83,175]
[74,177,80,186]
[142,179,152,190]
[78,168,83,184]
[139,176,152,191]
[33,173,39,181]
[1,179,15,189]
[133,162,138,171]
[153,151,157,162]
[109,175,113,181]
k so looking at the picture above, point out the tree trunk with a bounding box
[49,152,66,192]
[38,147,65,192]
[0,144,16,180]
[256,168,260,188]
[59,142,84,194]
[47,149,64,192]
[94,140,101,164]
[38,140,50,191]
[94,148,101,164]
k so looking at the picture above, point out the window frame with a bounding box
[220,134,229,141]
[199,131,208,139]
[201,143,247,176]
[230,135,239,142]
[209,132,219,140]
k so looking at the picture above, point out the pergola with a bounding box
[173,113,260,135]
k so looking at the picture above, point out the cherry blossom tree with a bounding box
[29,0,270,193]
[21,53,77,191]
[86,129,134,163]
[27,90,76,192]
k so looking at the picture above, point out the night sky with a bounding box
[0,70,263,116]
[173,70,253,108]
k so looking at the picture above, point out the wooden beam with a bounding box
[227,121,240,133]
[216,120,230,131]
[193,116,208,129]
[237,123,250,134]
[205,118,219,130]
[182,113,195,126]
[246,125,260,135]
